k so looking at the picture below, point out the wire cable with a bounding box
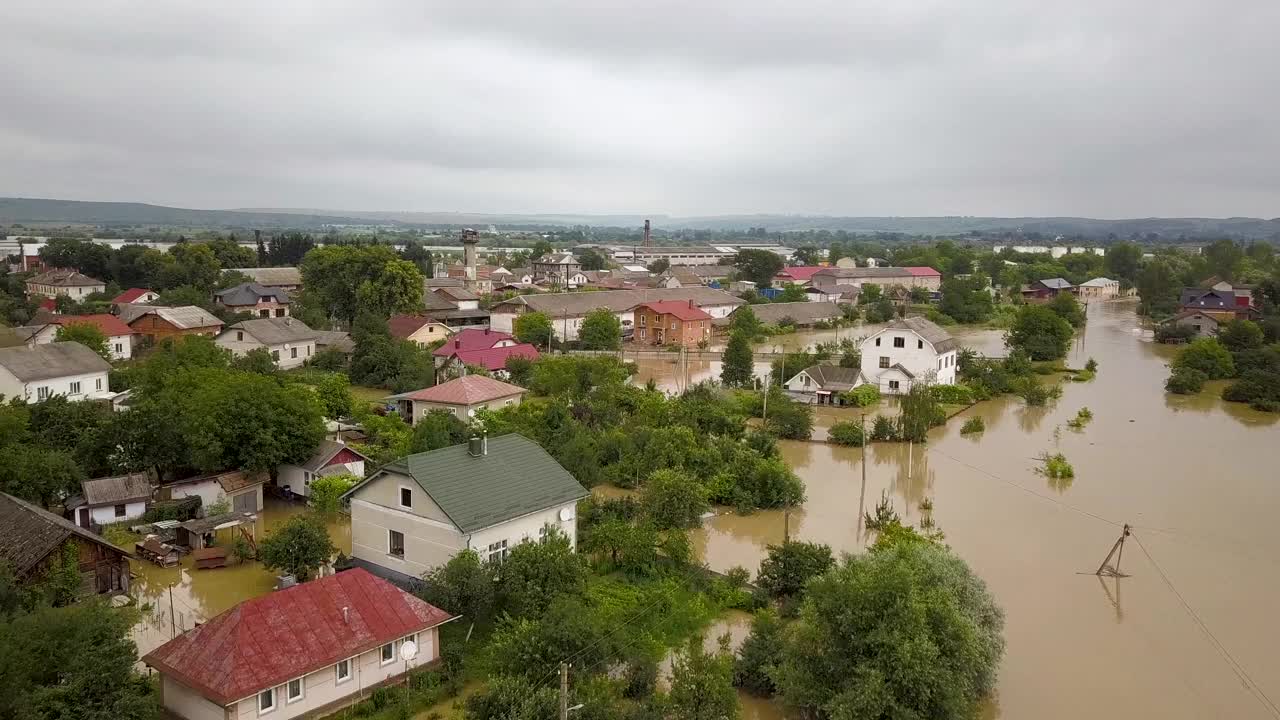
[533,592,671,687]
[1132,534,1280,720]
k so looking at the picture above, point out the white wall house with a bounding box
[68,473,151,528]
[277,440,369,498]
[489,288,744,341]
[216,317,317,370]
[344,435,589,582]
[859,317,958,395]
[0,342,112,403]
[158,471,265,514]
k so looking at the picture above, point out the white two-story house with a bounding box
[343,434,589,584]
[0,342,112,402]
[859,317,958,394]
[216,317,317,370]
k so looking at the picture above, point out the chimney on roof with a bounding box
[455,339,461,348]
[468,436,483,457]
[688,299,694,308]
[342,606,349,624]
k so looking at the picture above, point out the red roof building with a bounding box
[112,288,159,304]
[388,375,528,424]
[445,343,540,374]
[431,327,516,358]
[144,568,452,715]
[388,314,453,347]
[631,300,713,347]
[50,313,135,338]
[903,267,942,278]
[775,266,825,283]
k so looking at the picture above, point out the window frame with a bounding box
[336,658,352,684]
[380,642,396,666]
[286,677,304,704]
[388,529,405,559]
[114,504,127,518]
[69,381,81,394]
[37,386,51,401]
[258,687,276,715]
[399,486,413,509]
[893,336,905,348]
[290,347,298,359]
[878,356,890,369]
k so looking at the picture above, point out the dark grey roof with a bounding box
[882,317,958,354]
[214,282,290,305]
[534,253,579,265]
[227,317,317,345]
[313,330,354,353]
[435,286,479,302]
[888,363,916,379]
[81,473,151,507]
[0,341,111,381]
[716,301,841,327]
[424,277,464,289]
[0,492,129,576]
[493,287,744,317]
[12,324,52,342]
[421,291,459,312]
[797,364,863,391]
[298,440,368,473]
[1039,278,1074,290]
[231,267,301,287]
[345,434,588,534]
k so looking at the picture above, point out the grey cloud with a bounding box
[0,1,1277,217]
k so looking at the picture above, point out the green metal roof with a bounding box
[358,434,588,534]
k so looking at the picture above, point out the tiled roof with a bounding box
[388,314,448,339]
[230,267,302,287]
[903,266,942,277]
[112,288,155,304]
[50,313,135,338]
[431,328,515,357]
[227,317,317,345]
[1079,277,1118,287]
[80,472,151,507]
[0,341,111,381]
[715,301,841,327]
[143,568,452,706]
[813,267,912,280]
[776,266,825,281]
[348,434,589,534]
[26,269,104,287]
[213,282,290,306]
[0,492,129,577]
[633,300,713,321]
[389,375,527,406]
[449,343,541,372]
[434,286,479,302]
[164,470,266,495]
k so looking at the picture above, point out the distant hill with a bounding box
[3,197,1278,239]
[0,198,392,229]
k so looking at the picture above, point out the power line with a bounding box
[533,592,671,687]
[1131,534,1280,720]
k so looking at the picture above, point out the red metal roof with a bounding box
[449,343,540,372]
[112,288,154,303]
[396,374,526,405]
[633,300,713,321]
[50,313,135,337]
[903,266,942,277]
[775,266,824,281]
[431,328,516,357]
[143,568,451,706]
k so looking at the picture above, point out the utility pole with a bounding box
[783,508,791,543]
[168,584,176,638]
[856,413,868,539]
[1094,524,1132,577]
[559,662,569,720]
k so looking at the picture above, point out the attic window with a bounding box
[237,331,244,341]
[400,487,412,509]
[918,339,924,349]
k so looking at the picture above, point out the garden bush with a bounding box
[828,420,865,446]
[930,384,975,405]
[1165,368,1207,395]
[840,384,880,407]
[960,416,985,434]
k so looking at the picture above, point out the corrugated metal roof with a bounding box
[298,440,368,473]
[26,269,104,287]
[112,288,155,303]
[0,341,111,381]
[349,434,589,534]
[797,364,864,390]
[142,568,452,706]
[228,317,317,345]
[138,306,224,330]
[388,375,526,406]
[448,343,540,372]
[716,301,842,327]
[431,328,515,357]
[633,300,713,321]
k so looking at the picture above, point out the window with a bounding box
[388,530,405,558]
[303,471,312,486]
[276,309,285,317]
[286,678,303,703]
[95,378,102,390]
[271,350,280,360]
[879,356,890,369]
[290,347,298,359]
[802,374,810,387]
[670,321,677,330]
[875,337,881,347]
[69,381,81,394]
[487,539,509,563]
[37,386,50,401]
[400,487,413,509]
[639,314,646,327]
[237,331,244,341]
[893,337,905,348]
[307,345,312,356]
[917,339,924,349]
[889,380,901,390]
[336,658,352,683]
[259,309,270,318]
[258,688,275,714]
[114,504,126,518]
[380,642,395,665]
[638,329,646,340]
[114,343,123,353]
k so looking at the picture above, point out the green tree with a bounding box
[939,277,993,324]
[773,542,1005,720]
[231,347,277,374]
[579,308,622,350]
[495,528,588,618]
[668,636,740,720]
[864,296,895,323]
[898,380,945,442]
[1005,305,1074,360]
[1172,337,1235,379]
[756,540,835,601]
[258,513,336,581]
[0,445,85,505]
[764,387,813,440]
[410,409,470,453]
[1135,258,1181,317]
[578,248,608,271]
[308,473,357,514]
[728,306,762,337]
[1203,239,1243,280]
[53,322,111,360]
[734,607,785,696]
[159,243,222,292]
[641,469,710,530]
[1047,291,1086,327]
[301,245,421,324]
[735,249,785,287]
[354,258,425,317]
[205,237,256,268]
[1217,320,1264,352]
[1105,241,1143,281]
[464,674,559,720]
[419,549,497,622]
[646,258,670,275]
[720,331,755,388]
[312,372,354,418]
[776,283,809,302]
[514,311,554,348]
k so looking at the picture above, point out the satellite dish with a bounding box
[399,640,418,662]
[558,507,574,522]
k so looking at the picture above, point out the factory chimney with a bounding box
[643,219,651,247]
[461,228,479,283]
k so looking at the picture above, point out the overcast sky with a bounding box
[2,1,1277,218]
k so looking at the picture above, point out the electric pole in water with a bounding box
[856,413,868,539]
[168,584,176,638]
[1094,524,1132,577]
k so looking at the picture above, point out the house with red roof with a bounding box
[431,328,517,366]
[631,300,713,347]
[111,287,160,305]
[50,313,137,360]
[387,375,527,425]
[143,568,453,720]
[388,314,453,348]
[439,343,540,381]
[774,266,825,285]
[902,266,943,290]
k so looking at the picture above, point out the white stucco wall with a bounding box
[107,333,133,360]
[278,460,365,498]
[166,479,225,509]
[784,371,817,393]
[216,332,315,370]
[84,501,147,525]
[162,676,226,720]
[0,369,111,403]
[859,328,955,394]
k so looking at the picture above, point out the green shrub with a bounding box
[1085,357,1098,373]
[1039,452,1074,479]
[1172,337,1235,379]
[870,414,898,441]
[828,420,865,446]
[929,384,975,405]
[1165,368,1207,395]
[841,384,880,407]
[1066,407,1093,429]
[960,416,985,434]
[1071,369,1095,382]
[925,308,957,326]
[1154,323,1196,344]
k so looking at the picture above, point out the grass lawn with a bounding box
[350,385,391,407]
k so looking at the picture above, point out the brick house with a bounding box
[631,300,713,347]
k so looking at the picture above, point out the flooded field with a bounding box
[672,301,1280,719]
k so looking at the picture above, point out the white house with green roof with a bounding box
[342,434,589,583]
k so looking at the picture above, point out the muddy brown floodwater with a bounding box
[651,301,1280,719]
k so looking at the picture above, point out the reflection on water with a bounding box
[642,301,1280,720]
[130,499,351,657]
